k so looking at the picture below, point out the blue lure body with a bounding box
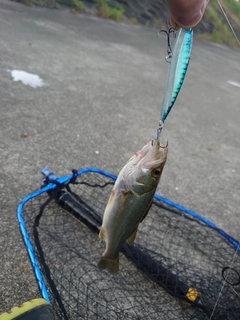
[160,28,193,123]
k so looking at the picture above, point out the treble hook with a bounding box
[157,27,176,62]
[157,122,168,148]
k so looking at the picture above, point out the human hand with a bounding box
[167,0,209,28]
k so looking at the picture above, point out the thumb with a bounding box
[167,0,209,28]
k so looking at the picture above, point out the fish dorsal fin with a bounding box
[126,227,138,245]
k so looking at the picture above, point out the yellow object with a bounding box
[0,299,49,320]
[186,287,199,302]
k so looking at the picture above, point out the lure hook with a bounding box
[160,141,168,149]
[158,28,176,62]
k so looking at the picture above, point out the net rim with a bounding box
[16,167,240,302]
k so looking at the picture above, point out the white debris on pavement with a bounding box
[10,70,44,88]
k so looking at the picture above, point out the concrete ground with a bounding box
[0,0,239,313]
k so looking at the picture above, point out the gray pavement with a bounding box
[0,0,240,313]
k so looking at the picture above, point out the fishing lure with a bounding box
[157,28,193,139]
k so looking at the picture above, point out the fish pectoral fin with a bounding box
[140,199,153,223]
[98,256,119,275]
[126,200,152,245]
[126,227,138,245]
[117,189,130,216]
[99,227,105,241]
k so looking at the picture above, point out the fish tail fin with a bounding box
[98,256,119,275]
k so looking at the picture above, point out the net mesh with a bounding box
[20,171,240,320]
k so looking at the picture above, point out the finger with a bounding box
[167,0,209,28]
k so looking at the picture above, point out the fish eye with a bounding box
[152,168,161,177]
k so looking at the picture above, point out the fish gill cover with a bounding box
[17,169,240,320]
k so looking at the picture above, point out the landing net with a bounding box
[17,168,240,320]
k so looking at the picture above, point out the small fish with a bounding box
[98,139,168,274]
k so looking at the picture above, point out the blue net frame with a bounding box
[16,168,240,320]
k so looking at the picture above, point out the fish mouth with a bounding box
[137,139,168,171]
